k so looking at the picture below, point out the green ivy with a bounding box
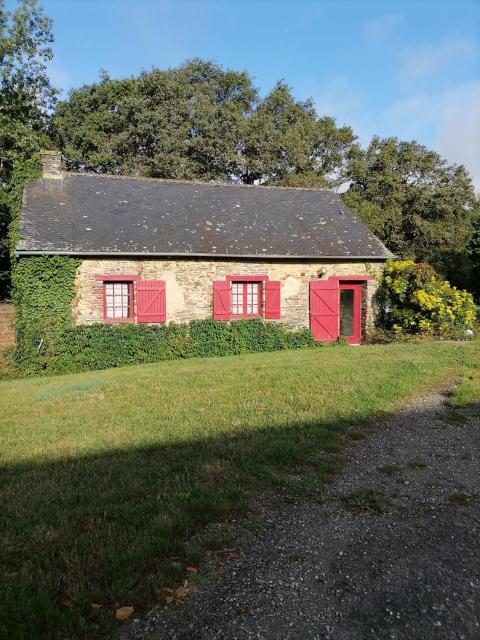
[8,156,43,259]
[12,254,319,375]
[45,319,318,374]
[12,256,80,373]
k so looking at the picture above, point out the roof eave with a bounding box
[15,249,393,260]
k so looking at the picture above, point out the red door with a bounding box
[339,283,361,344]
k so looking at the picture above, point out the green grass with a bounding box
[448,491,479,507]
[342,487,390,514]
[448,369,480,409]
[407,457,428,469]
[378,464,403,477]
[0,341,479,639]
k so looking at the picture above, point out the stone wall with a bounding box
[0,303,15,348]
[73,257,384,333]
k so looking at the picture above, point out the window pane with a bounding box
[104,281,131,320]
[340,289,354,337]
[231,282,243,314]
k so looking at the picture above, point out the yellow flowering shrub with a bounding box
[377,260,476,338]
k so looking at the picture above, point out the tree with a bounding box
[342,137,477,290]
[54,63,357,188]
[465,198,480,299]
[55,59,257,181]
[238,81,357,187]
[0,0,56,298]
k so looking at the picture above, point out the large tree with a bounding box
[240,81,357,187]
[54,62,357,188]
[342,137,478,290]
[55,60,257,180]
[0,0,56,298]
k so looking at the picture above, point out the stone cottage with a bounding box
[16,151,393,344]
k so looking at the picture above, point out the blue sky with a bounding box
[10,0,480,189]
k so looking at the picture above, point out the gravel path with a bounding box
[117,392,480,640]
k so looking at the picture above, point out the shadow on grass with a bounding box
[3,397,480,639]
[1,412,350,640]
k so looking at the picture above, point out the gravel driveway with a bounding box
[117,392,480,640]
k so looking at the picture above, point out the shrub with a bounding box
[376,260,476,338]
[42,319,318,375]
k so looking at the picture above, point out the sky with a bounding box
[9,0,480,190]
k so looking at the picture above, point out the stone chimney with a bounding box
[39,149,63,179]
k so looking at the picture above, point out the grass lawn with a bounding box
[1,341,479,639]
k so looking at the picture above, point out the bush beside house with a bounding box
[376,260,476,339]
[46,320,317,374]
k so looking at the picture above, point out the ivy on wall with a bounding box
[20,316,318,375]
[7,153,81,373]
[12,256,80,373]
[12,254,319,375]
[8,156,43,259]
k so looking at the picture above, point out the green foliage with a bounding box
[376,260,477,338]
[12,256,80,372]
[7,155,42,254]
[46,319,318,375]
[13,256,317,374]
[0,0,56,297]
[54,61,357,188]
[343,137,478,292]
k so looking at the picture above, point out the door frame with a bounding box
[339,282,362,344]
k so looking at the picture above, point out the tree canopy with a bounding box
[0,0,56,297]
[343,137,478,290]
[54,61,359,189]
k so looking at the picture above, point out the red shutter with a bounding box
[265,280,281,319]
[137,280,166,323]
[309,279,339,342]
[213,281,231,320]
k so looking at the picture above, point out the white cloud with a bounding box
[384,82,480,192]
[313,77,363,126]
[363,14,403,44]
[397,37,478,84]
[435,83,480,193]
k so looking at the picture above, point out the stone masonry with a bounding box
[73,257,384,335]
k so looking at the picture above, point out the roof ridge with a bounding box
[56,171,340,194]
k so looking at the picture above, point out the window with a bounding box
[231,281,261,317]
[103,281,133,322]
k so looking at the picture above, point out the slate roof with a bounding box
[17,173,393,259]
